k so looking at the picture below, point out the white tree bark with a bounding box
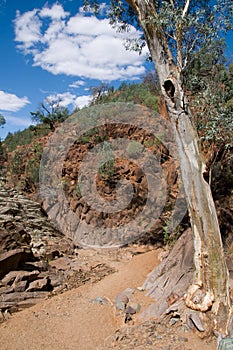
[126,0,231,333]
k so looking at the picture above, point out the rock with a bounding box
[13,280,28,293]
[125,306,136,315]
[115,301,126,311]
[141,229,194,320]
[0,187,79,316]
[0,285,14,294]
[26,277,51,292]
[0,291,48,303]
[188,312,205,332]
[128,303,141,313]
[2,271,20,286]
[0,301,16,310]
[115,293,130,311]
[0,311,4,322]
[90,296,110,305]
[21,260,48,272]
[17,298,42,310]
[49,257,71,271]
[0,249,33,279]
[124,313,132,323]
[218,338,233,350]
[115,293,129,305]
[178,336,188,342]
[0,188,74,259]
[15,270,40,283]
[169,317,179,325]
[0,225,31,254]
[49,275,63,288]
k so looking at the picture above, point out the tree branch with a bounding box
[182,0,190,18]
[169,0,175,8]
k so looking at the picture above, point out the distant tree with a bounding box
[90,83,114,105]
[0,114,6,127]
[31,97,69,131]
[142,71,159,94]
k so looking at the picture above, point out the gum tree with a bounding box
[86,0,233,334]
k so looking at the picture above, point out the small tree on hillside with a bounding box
[31,97,69,131]
[85,0,233,334]
[90,83,114,105]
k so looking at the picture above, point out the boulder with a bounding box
[141,229,194,320]
[0,249,33,279]
[26,277,51,292]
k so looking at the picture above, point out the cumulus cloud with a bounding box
[14,4,147,81]
[39,3,68,20]
[69,80,86,88]
[14,9,42,50]
[74,95,91,108]
[46,92,91,109]
[0,91,30,112]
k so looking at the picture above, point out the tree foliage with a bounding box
[4,125,50,152]
[184,40,233,147]
[90,78,159,111]
[86,0,232,75]
[89,83,114,105]
[0,113,6,127]
[31,97,70,131]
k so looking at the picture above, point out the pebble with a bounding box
[125,305,136,315]
[90,296,110,305]
[115,293,129,305]
[91,297,104,305]
[169,317,179,325]
[178,336,188,342]
[116,301,126,311]
[136,286,144,292]
[128,302,141,312]
[189,312,205,332]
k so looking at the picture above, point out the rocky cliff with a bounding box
[0,185,114,319]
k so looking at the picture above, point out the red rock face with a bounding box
[3,113,185,247]
[59,123,180,244]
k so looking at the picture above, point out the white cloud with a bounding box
[46,92,76,107]
[0,91,30,112]
[14,4,147,81]
[69,80,86,88]
[14,9,42,50]
[46,92,91,109]
[39,4,68,20]
[74,95,91,108]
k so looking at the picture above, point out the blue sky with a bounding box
[0,0,232,139]
[0,0,151,139]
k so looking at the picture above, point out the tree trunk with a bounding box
[126,0,231,334]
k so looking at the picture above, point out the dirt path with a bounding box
[0,247,161,350]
